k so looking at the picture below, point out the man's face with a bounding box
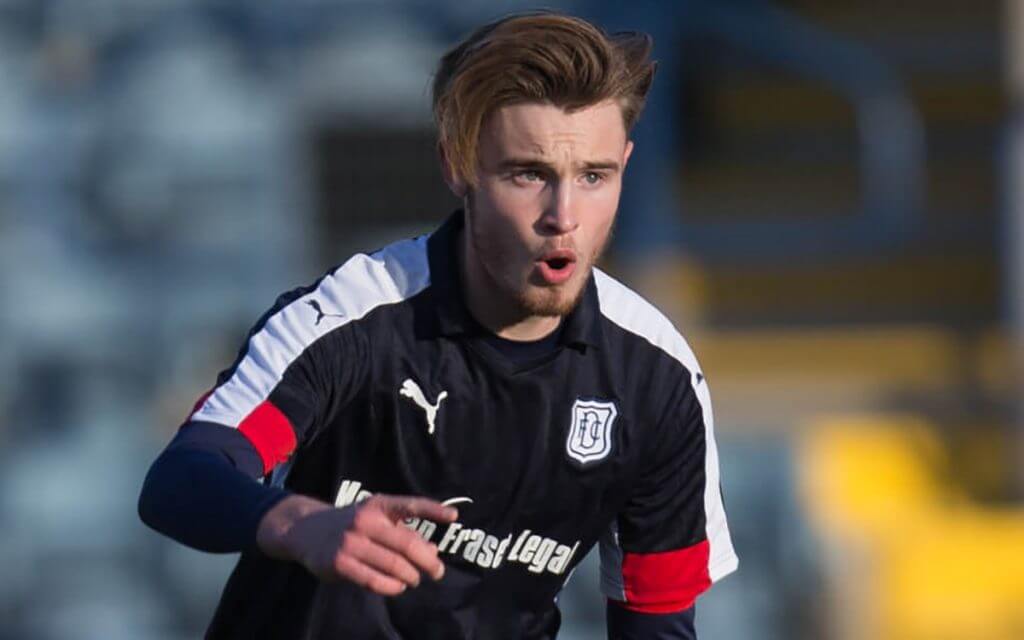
[453,100,633,318]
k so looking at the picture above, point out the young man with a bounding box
[139,12,738,639]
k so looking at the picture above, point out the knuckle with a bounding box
[398,531,422,556]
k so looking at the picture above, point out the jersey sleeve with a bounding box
[606,601,696,639]
[138,422,292,552]
[189,282,371,476]
[600,371,738,613]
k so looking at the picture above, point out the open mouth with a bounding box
[536,250,577,284]
[545,257,572,271]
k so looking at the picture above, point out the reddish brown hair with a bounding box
[432,12,656,185]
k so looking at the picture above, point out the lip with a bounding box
[534,249,577,285]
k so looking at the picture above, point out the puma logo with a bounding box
[306,299,344,326]
[399,378,448,435]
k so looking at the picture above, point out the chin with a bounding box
[517,277,587,317]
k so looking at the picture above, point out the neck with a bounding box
[458,230,561,342]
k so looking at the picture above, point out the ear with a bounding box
[622,140,635,170]
[438,143,468,199]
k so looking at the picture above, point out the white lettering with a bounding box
[331,479,581,577]
[461,529,486,562]
[438,523,462,553]
[448,528,473,555]
[508,529,531,562]
[491,534,513,569]
[476,534,499,568]
[334,480,362,507]
[519,535,541,564]
[528,538,558,574]
[547,540,580,575]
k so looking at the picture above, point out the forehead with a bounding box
[479,100,627,160]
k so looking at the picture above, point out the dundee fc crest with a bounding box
[566,398,618,464]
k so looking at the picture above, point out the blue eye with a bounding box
[584,172,603,185]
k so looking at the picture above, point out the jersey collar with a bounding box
[426,210,602,350]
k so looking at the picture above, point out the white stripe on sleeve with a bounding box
[594,268,739,585]
[192,236,431,428]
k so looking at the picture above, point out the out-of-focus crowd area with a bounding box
[1,1,1021,638]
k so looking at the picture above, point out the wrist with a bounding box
[256,494,331,560]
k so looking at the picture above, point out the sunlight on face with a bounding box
[463,100,633,321]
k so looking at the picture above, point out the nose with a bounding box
[540,182,578,235]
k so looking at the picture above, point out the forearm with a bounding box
[138,422,291,553]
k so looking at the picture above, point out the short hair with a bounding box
[432,12,656,186]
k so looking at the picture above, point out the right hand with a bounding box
[256,494,458,596]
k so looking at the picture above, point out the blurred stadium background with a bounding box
[1,0,1022,638]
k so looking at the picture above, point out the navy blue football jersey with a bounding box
[189,212,737,639]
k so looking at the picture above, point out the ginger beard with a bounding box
[464,190,613,318]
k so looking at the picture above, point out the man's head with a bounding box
[432,13,656,332]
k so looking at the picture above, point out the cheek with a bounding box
[475,206,518,245]
[580,188,621,238]
[587,179,623,209]
[470,197,527,266]
[476,185,538,239]
[491,191,539,229]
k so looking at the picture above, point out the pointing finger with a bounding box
[377,495,458,524]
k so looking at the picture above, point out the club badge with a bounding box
[566,398,618,464]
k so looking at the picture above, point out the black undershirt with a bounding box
[474,319,565,365]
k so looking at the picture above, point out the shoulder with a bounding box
[192,235,432,426]
[248,233,433,351]
[314,234,432,322]
[592,268,704,387]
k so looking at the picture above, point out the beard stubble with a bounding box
[464,200,611,319]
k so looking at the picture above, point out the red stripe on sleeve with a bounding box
[237,400,298,475]
[620,539,712,613]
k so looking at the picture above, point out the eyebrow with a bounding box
[496,157,622,173]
